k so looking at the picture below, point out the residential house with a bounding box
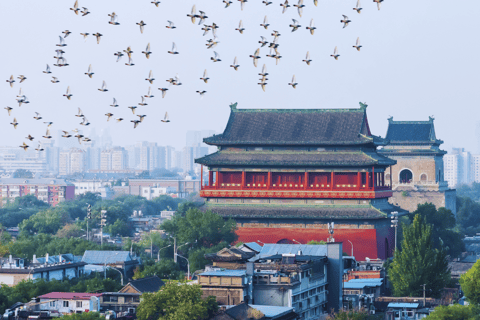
[343,279,383,313]
[37,292,101,314]
[386,303,430,320]
[82,251,140,278]
[119,276,165,294]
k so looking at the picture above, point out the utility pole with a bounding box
[391,211,399,251]
[86,204,91,242]
[421,284,426,306]
[100,210,107,246]
[150,238,153,259]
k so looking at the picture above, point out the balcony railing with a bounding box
[202,183,390,192]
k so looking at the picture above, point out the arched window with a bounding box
[399,169,413,184]
[420,174,427,182]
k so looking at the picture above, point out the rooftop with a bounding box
[0,178,72,186]
[38,292,101,300]
[203,103,386,147]
[253,244,327,260]
[82,251,136,265]
[123,276,164,293]
[387,303,420,309]
[249,305,296,318]
[385,117,442,145]
[200,270,247,277]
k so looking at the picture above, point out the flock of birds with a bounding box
[5,0,386,152]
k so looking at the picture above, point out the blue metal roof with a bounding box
[200,270,246,277]
[348,279,384,283]
[388,303,420,309]
[252,244,327,261]
[249,305,295,318]
[243,242,263,253]
[344,282,382,289]
[82,251,133,264]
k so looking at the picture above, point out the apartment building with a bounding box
[100,147,129,170]
[0,178,75,206]
[59,148,86,176]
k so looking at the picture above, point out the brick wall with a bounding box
[389,190,456,215]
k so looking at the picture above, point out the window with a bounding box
[104,296,118,302]
[76,301,82,308]
[49,301,55,307]
[63,301,69,308]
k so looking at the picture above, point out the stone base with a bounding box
[388,189,456,215]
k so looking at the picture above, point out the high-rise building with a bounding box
[183,145,208,174]
[40,140,59,174]
[444,148,475,187]
[59,148,86,176]
[100,147,129,170]
[165,146,175,170]
[474,155,480,183]
[173,151,183,171]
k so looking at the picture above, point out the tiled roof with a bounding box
[201,204,388,220]
[126,276,164,293]
[254,244,327,260]
[205,248,256,262]
[196,150,395,167]
[204,103,384,147]
[385,117,438,143]
[82,251,134,264]
[38,292,101,300]
[388,303,419,309]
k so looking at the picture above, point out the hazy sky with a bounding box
[0,0,479,152]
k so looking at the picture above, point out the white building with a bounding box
[73,180,112,196]
[59,148,86,176]
[100,147,129,170]
[473,155,480,183]
[139,186,177,200]
[444,148,478,187]
[38,292,101,314]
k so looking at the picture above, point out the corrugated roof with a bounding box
[200,270,246,277]
[344,279,383,289]
[243,242,263,253]
[82,251,133,264]
[38,292,101,300]
[249,305,295,318]
[253,244,327,260]
[203,103,382,147]
[388,303,420,309]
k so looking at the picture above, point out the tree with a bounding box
[13,169,34,179]
[411,203,464,257]
[136,281,217,320]
[56,224,84,238]
[460,258,480,305]
[104,219,130,237]
[456,197,480,236]
[61,313,105,320]
[425,304,479,320]
[307,240,327,245]
[19,209,71,236]
[389,215,450,298]
[133,259,184,280]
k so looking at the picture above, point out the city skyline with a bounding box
[0,1,479,153]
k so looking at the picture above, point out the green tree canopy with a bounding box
[425,304,479,320]
[460,257,480,305]
[136,281,217,320]
[456,197,480,236]
[389,214,450,298]
[133,259,184,280]
[12,169,34,179]
[61,312,105,320]
[411,203,464,257]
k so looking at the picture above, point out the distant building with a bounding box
[0,254,86,287]
[343,279,383,313]
[119,276,165,294]
[211,303,298,320]
[379,117,456,214]
[444,148,479,187]
[0,148,47,175]
[59,148,86,176]
[100,147,129,170]
[37,292,101,314]
[127,179,200,198]
[81,251,140,278]
[0,178,75,206]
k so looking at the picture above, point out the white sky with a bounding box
[0,0,479,152]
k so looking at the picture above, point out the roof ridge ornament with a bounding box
[359,102,368,109]
[429,116,434,122]
[229,102,238,110]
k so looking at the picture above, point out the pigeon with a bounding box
[136,20,146,33]
[158,88,169,98]
[223,0,232,7]
[17,75,27,83]
[125,57,135,66]
[139,96,148,106]
[151,1,161,7]
[280,0,291,14]
[70,0,80,15]
[51,77,59,83]
[161,112,170,123]
[202,25,211,36]
[62,30,72,38]
[80,32,89,40]
[57,36,67,47]
[249,48,261,67]
[93,33,103,44]
[235,20,245,34]
[302,51,312,65]
[353,37,362,51]
[144,87,154,98]
[259,36,268,47]
[230,57,240,70]
[33,112,42,120]
[131,120,141,129]
[137,115,147,122]
[4,107,12,116]
[258,80,267,92]
[98,81,108,92]
[80,117,90,126]
[262,0,273,5]
[19,142,29,151]
[353,0,362,13]
[108,12,120,25]
[168,42,179,54]
[239,0,247,10]
[200,70,209,83]
[81,7,90,16]
[10,118,18,129]
[306,19,316,35]
[288,75,298,88]
[373,0,383,10]
[166,21,176,29]
[6,75,15,87]
[146,70,155,84]
[290,19,301,32]
[128,106,137,114]
[43,121,53,127]
[198,11,208,25]
[26,134,35,141]
[187,5,198,24]
[211,51,221,62]
[293,0,305,17]
[44,64,52,74]
[42,128,52,139]
[35,143,44,152]
[105,113,114,121]
[115,118,124,123]
[62,131,72,138]
[76,108,84,118]
[110,98,119,107]
[173,74,182,86]
[196,90,207,98]
[114,51,124,62]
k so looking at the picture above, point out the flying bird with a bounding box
[19,142,28,151]
[80,117,90,126]
[105,113,114,121]
[249,48,261,67]
[123,46,133,58]
[125,57,135,66]
[98,80,108,92]
[353,37,362,51]
[44,64,52,74]
[76,108,84,118]
[80,32,89,40]
[11,118,18,129]
[341,15,351,28]
[35,143,44,152]
[139,96,148,106]
[211,51,221,62]
[136,20,146,33]
[306,19,316,35]
[290,19,301,32]
[51,77,59,83]
[173,74,182,86]
[258,80,267,92]
[151,1,161,7]
[131,120,141,129]
[110,98,119,107]
[200,70,209,83]
[196,90,207,98]
[293,0,305,17]
[128,106,137,114]
[6,75,15,87]
[223,0,232,8]
[280,0,290,14]
[142,43,152,59]
[57,36,67,47]
[4,107,12,116]
[198,11,208,25]
[144,87,154,98]
[43,128,52,139]
[331,46,340,60]
[114,51,124,62]
[43,121,53,127]
[353,0,362,13]
[202,25,211,36]
[108,12,120,25]
[64,87,72,100]
[187,5,198,24]
[259,64,269,78]
[239,0,247,10]
[85,64,94,78]
[235,20,245,34]
[137,115,147,122]
[230,57,240,70]
[158,88,169,98]
[302,51,312,65]
[115,118,124,123]
[288,75,298,88]
[33,112,42,120]
[93,33,103,44]
[161,112,170,123]
[17,75,27,83]
[146,70,155,84]
[166,21,176,29]
[70,0,80,15]
[262,1,272,5]
[168,42,179,54]
[260,16,269,29]
[259,36,268,47]
[26,135,34,141]
[81,7,90,16]
[62,30,71,38]
[373,0,383,10]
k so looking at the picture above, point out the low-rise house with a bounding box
[82,251,140,278]
[99,292,140,315]
[37,292,102,314]
[386,303,430,320]
[119,276,165,294]
[0,254,86,287]
[343,279,383,313]
[200,243,344,320]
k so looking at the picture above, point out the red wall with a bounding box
[236,227,387,261]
